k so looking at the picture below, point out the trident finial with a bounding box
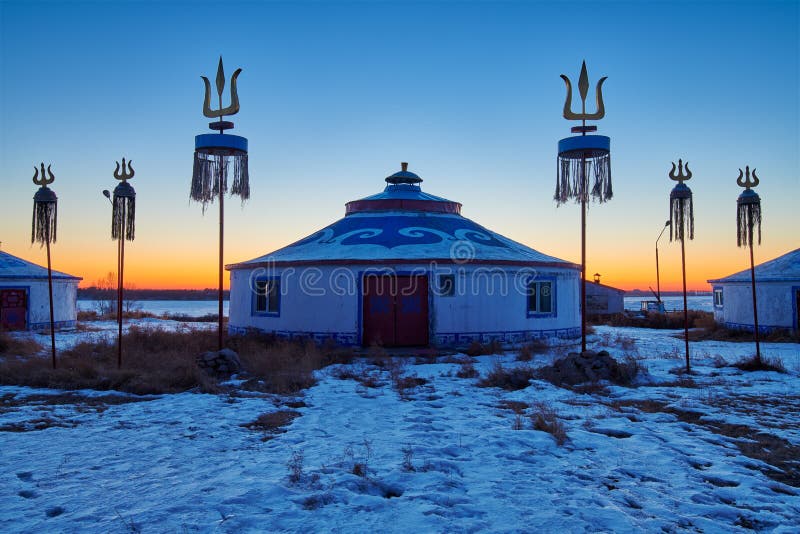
[32,163,55,187]
[202,56,242,119]
[737,166,759,190]
[114,158,135,182]
[669,159,692,184]
[560,61,607,122]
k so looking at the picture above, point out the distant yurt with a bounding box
[0,250,81,331]
[708,247,800,333]
[227,164,581,347]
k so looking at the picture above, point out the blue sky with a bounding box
[1,0,797,289]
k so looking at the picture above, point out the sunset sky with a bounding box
[1,1,797,291]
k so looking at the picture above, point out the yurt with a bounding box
[0,250,81,331]
[708,247,800,333]
[227,164,581,347]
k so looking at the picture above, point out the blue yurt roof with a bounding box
[228,166,578,270]
[708,247,800,284]
[0,250,82,280]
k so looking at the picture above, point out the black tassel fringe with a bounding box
[555,153,612,205]
[32,201,57,245]
[670,196,694,242]
[112,196,136,241]
[737,201,761,248]
[191,151,249,211]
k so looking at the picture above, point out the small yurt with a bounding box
[227,164,581,347]
[708,247,800,333]
[0,250,81,331]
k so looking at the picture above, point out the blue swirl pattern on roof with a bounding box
[233,211,574,266]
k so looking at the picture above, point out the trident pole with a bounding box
[680,234,690,372]
[749,240,761,363]
[45,233,56,369]
[118,202,125,369]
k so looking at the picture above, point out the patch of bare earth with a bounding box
[613,399,800,487]
[241,410,301,441]
[0,392,154,432]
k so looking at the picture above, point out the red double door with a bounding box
[1,289,27,330]
[363,275,429,347]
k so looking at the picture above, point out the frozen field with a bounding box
[78,299,229,317]
[1,322,798,532]
[624,295,712,313]
[78,296,712,317]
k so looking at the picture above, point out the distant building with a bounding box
[0,250,81,331]
[227,164,581,347]
[585,274,625,315]
[708,247,800,333]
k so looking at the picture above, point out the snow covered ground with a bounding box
[1,324,798,532]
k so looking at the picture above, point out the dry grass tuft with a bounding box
[0,327,354,395]
[465,339,503,356]
[733,355,787,374]
[530,402,567,445]
[241,410,300,440]
[0,327,219,395]
[0,331,43,357]
[593,310,712,330]
[497,399,529,414]
[516,339,549,361]
[477,362,535,391]
[455,360,479,378]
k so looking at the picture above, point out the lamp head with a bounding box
[102,190,111,199]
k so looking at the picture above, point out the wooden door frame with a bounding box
[0,286,30,331]
[359,270,430,347]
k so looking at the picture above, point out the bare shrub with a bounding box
[367,344,390,367]
[287,450,304,484]
[512,413,524,430]
[0,331,43,357]
[733,355,786,374]
[617,354,647,385]
[455,359,479,378]
[401,444,415,472]
[516,339,548,361]
[594,310,713,329]
[530,402,567,445]
[234,337,325,394]
[477,362,535,391]
[465,339,503,356]
[0,327,220,394]
[0,328,349,395]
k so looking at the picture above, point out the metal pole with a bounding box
[45,237,56,369]
[749,241,761,364]
[680,235,690,372]
[118,202,125,369]
[655,245,661,302]
[218,156,224,352]
[580,154,587,353]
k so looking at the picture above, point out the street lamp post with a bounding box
[655,220,670,303]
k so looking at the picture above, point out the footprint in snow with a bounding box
[16,472,33,482]
[45,506,65,518]
[18,490,37,499]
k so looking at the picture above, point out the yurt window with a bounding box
[527,280,554,316]
[713,288,723,307]
[253,277,280,316]
[438,274,455,297]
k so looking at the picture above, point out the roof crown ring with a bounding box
[385,162,423,185]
